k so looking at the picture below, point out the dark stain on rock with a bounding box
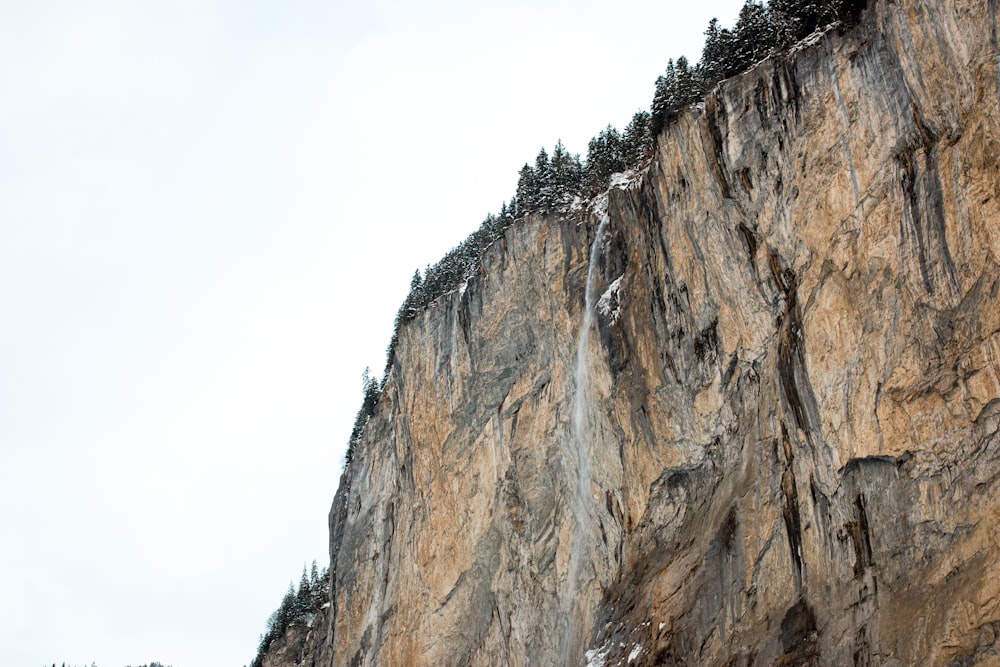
[780,428,805,589]
[777,599,819,665]
[853,625,873,667]
[737,222,758,271]
[772,255,806,432]
[694,317,719,363]
[897,106,959,299]
[722,351,740,388]
[703,95,733,199]
[846,493,875,578]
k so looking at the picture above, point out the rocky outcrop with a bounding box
[275,0,1000,663]
[259,608,333,667]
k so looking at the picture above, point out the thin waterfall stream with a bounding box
[562,211,609,664]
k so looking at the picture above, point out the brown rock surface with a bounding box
[267,0,1000,663]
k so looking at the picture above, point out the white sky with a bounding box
[0,1,743,665]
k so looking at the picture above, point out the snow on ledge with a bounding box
[609,170,640,190]
[598,274,624,325]
[585,642,611,667]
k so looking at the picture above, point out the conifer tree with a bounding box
[515,163,538,212]
[401,269,425,320]
[673,56,702,107]
[296,565,312,615]
[650,59,679,135]
[309,560,326,609]
[584,125,626,194]
[347,368,381,459]
[732,0,782,68]
[274,582,295,632]
[550,139,583,196]
[622,111,652,167]
[700,17,739,84]
[534,147,555,209]
[769,0,841,41]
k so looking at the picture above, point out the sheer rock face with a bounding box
[276,0,1000,664]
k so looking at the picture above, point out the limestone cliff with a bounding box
[276,0,1000,663]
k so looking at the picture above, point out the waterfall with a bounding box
[562,210,609,664]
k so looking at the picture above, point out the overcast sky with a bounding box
[0,1,743,665]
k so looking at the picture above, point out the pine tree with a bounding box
[310,560,327,609]
[296,565,312,615]
[347,368,381,459]
[673,56,702,107]
[515,163,538,212]
[550,139,582,197]
[274,582,296,633]
[622,111,652,167]
[650,59,679,135]
[769,0,841,41]
[583,125,626,195]
[732,0,782,68]
[700,17,739,85]
[534,147,555,210]
[401,269,425,320]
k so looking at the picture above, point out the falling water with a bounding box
[561,210,609,664]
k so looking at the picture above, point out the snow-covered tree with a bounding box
[550,139,583,197]
[622,111,653,167]
[651,57,703,135]
[584,125,626,195]
[732,0,782,69]
[515,163,539,212]
[700,17,739,85]
[770,0,840,41]
[295,566,312,615]
[534,147,556,210]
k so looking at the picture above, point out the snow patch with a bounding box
[597,274,624,324]
[788,23,838,55]
[609,170,639,189]
[585,643,611,667]
[628,644,643,663]
[580,192,611,228]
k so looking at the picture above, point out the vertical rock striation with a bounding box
[275,0,1000,663]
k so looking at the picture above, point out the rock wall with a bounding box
[280,0,1000,663]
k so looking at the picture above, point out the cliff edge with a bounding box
[280,0,1000,663]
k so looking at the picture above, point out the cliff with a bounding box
[274,0,1000,663]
